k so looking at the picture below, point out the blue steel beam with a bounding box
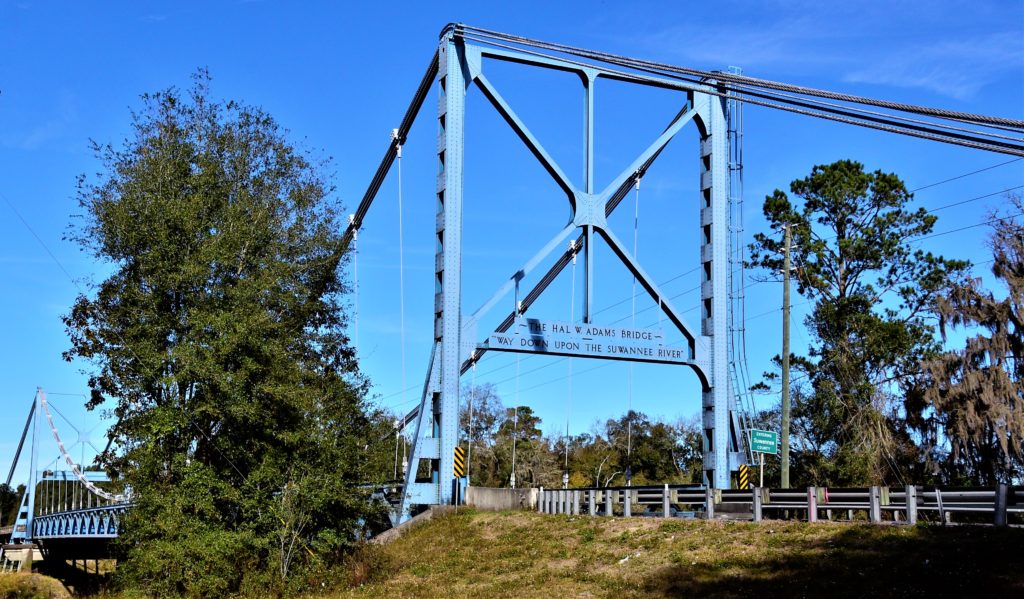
[32,504,128,540]
[459,105,694,374]
[596,226,706,362]
[596,104,696,203]
[435,31,468,508]
[462,223,577,335]
[4,398,34,487]
[473,73,577,202]
[394,28,470,523]
[393,342,439,523]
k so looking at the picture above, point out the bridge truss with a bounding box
[346,25,757,524]
[348,24,1023,525]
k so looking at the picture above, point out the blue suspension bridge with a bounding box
[1,389,128,572]
[3,24,1022,565]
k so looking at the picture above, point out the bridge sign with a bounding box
[486,318,692,365]
[750,429,778,455]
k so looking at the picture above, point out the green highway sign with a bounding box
[750,429,779,455]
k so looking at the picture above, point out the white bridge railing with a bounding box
[536,484,1022,526]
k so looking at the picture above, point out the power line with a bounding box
[925,187,1023,213]
[915,211,1024,242]
[911,158,1023,193]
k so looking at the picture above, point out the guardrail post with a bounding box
[571,490,578,515]
[753,487,763,523]
[538,487,545,513]
[906,485,917,525]
[807,487,817,523]
[995,483,1008,527]
[663,484,670,518]
[869,486,881,523]
[705,487,715,520]
[604,490,613,516]
[588,490,596,516]
[624,489,632,517]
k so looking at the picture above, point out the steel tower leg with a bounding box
[434,29,467,506]
[697,92,732,489]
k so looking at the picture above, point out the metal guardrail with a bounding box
[536,484,1021,526]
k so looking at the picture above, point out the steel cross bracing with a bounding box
[348,26,750,524]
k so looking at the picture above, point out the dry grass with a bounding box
[329,509,1024,598]
[0,572,72,598]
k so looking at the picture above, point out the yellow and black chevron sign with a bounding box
[738,464,751,489]
[454,446,467,478]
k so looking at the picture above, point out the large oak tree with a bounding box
[64,73,390,596]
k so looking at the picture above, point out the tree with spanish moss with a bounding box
[908,194,1023,484]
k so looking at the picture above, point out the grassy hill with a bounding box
[333,509,1024,598]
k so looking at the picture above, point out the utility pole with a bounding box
[780,224,792,488]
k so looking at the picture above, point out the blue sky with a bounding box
[1,1,1022,484]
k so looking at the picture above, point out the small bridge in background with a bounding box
[1,389,129,572]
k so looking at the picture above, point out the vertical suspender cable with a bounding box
[468,363,476,482]
[511,356,520,489]
[393,419,400,481]
[393,129,408,426]
[511,293,521,489]
[349,214,359,352]
[565,240,578,487]
[626,175,640,483]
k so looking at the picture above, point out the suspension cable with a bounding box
[455,27,1023,156]
[39,392,126,503]
[457,25,1024,129]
